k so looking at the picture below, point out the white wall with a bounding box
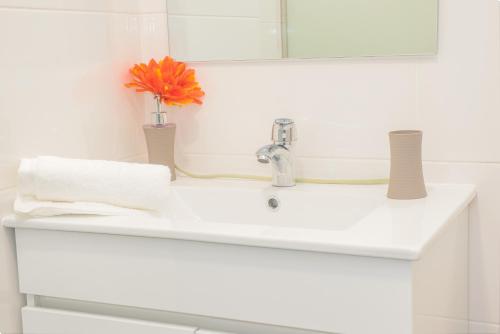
[0,1,168,332]
[164,0,500,331]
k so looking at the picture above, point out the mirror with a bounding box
[166,0,438,62]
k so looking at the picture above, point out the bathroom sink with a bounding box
[4,178,476,260]
[172,179,385,231]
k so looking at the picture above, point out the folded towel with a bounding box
[14,195,154,217]
[15,156,171,217]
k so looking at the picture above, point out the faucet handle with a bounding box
[272,118,297,144]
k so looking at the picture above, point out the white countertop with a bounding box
[2,180,476,260]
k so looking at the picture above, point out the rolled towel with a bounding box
[17,156,171,215]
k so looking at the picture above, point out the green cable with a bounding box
[175,165,388,186]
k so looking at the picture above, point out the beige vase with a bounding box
[143,123,176,181]
[387,130,427,200]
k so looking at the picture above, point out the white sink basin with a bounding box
[173,181,385,231]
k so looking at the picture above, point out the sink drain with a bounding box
[267,196,280,211]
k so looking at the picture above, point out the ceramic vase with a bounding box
[387,130,427,200]
[143,111,176,181]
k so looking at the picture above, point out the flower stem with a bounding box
[152,95,166,126]
[155,95,161,115]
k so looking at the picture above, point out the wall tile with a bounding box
[169,60,417,160]
[0,161,18,190]
[0,0,166,13]
[175,154,390,180]
[141,13,170,61]
[417,0,500,163]
[0,8,147,181]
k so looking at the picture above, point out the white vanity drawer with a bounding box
[22,307,197,334]
[15,229,413,333]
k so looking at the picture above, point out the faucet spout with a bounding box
[256,145,273,164]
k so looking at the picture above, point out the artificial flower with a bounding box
[125,56,204,106]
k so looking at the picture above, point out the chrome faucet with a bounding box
[256,118,297,187]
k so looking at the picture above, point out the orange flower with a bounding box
[125,56,204,106]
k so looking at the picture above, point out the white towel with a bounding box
[14,196,153,217]
[15,156,171,217]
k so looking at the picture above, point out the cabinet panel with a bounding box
[22,307,196,334]
[15,229,413,334]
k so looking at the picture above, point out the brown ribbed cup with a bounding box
[387,130,427,200]
[143,124,176,181]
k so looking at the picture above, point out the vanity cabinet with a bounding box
[2,182,475,334]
